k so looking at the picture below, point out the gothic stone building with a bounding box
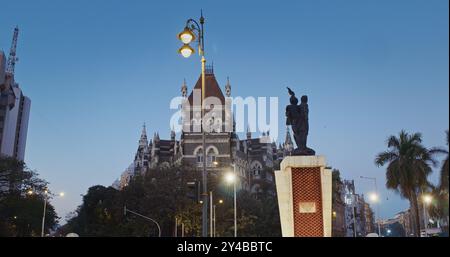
[114,67,294,197]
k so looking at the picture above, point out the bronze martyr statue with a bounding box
[286,87,315,156]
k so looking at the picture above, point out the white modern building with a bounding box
[0,27,31,161]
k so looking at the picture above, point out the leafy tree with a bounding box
[64,164,281,237]
[439,131,449,193]
[419,131,449,234]
[427,185,449,233]
[0,156,58,236]
[65,165,199,236]
[375,130,440,236]
[1,194,58,236]
[439,131,449,232]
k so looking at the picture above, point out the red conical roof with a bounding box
[187,73,225,106]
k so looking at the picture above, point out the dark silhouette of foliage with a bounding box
[0,156,58,236]
[375,130,440,236]
[63,164,281,237]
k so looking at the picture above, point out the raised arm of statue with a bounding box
[286,106,292,126]
[287,87,295,97]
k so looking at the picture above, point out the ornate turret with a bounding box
[283,128,294,154]
[139,123,148,147]
[131,124,150,175]
[225,76,231,97]
[181,78,187,97]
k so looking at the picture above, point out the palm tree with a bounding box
[375,130,439,236]
[438,130,449,232]
[427,185,449,233]
[440,131,449,193]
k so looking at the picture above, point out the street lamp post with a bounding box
[233,164,237,237]
[360,176,381,236]
[422,194,432,237]
[225,164,237,237]
[178,11,208,237]
[213,199,223,237]
[27,189,64,237]
[175,217,178,237]
[124,206,161,237]
[213,204,216,237]
[210,191,213,237]
[41,192,47,237]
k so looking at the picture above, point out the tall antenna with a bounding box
[6,26,19,75]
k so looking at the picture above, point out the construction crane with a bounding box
[6,26,19,76]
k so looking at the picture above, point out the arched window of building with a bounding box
[197,152,203,163]
[207,148,216,166]
[194,147,203,165]
[206,146,219,167]
[251,161,262,177]
[194,146,219,167]
[251,184,262,200]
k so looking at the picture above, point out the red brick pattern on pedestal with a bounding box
[292,167,323,237]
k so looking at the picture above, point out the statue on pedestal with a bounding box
[286,87,315,156]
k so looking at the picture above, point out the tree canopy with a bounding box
[0,155,59,237]
[62,165,281,237]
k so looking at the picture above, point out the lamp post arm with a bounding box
[124,207,162,237]
[186,19,201,33]
[186,18,204,55]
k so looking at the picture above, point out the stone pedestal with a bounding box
[275,156,332,237]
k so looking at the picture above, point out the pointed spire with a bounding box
[142,122,147,136]
[139,123,148,147]
[284,127,293,152]
[246,124,251,139]
[181,78,187,97]
[225,76,231,97]
[153,132,160,143]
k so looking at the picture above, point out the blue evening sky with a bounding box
[0,0,448,222]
